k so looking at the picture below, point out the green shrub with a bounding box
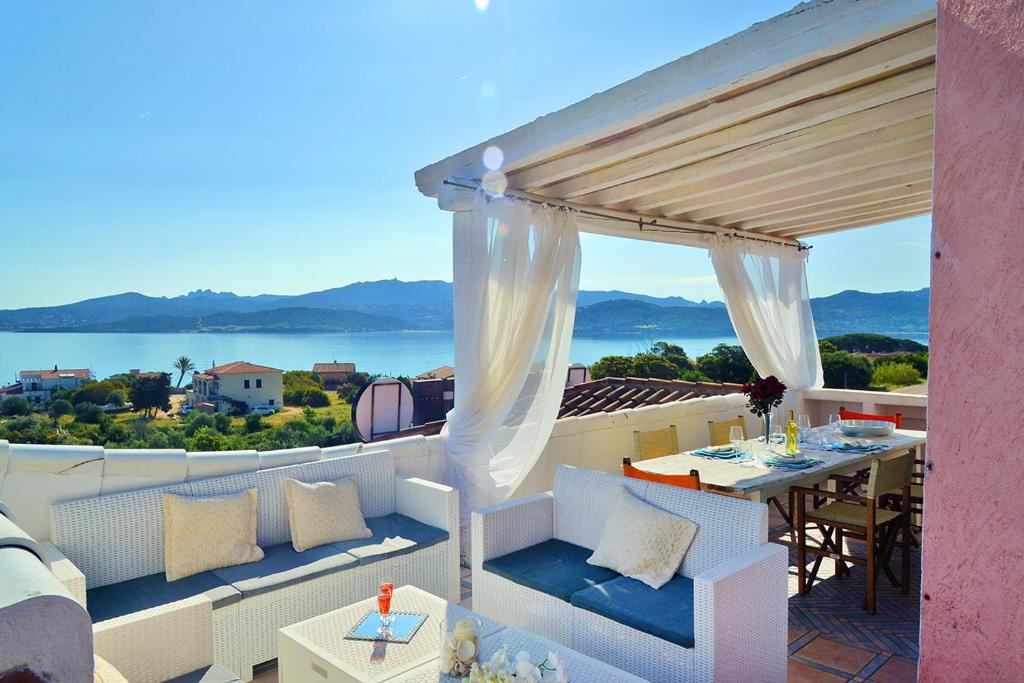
[821,351,873,389]
[73,402,105,424]
[190,426,227,451]
[244,413,263,433]
[48,399,74,420]
[630,353,679,380]
[300,389,330,408]
[873,352,928,378]
[214,412,232,433]
[184,412,217,436]
[696,344,755,384]
[871,362,923,387]
[590,355,635,379]
[1,397,33,416]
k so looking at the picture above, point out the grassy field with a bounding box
[109,392,353,430]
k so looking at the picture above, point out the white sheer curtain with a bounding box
[442,192,581,518]
[709,235,823,390]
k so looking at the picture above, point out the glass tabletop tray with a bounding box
[344,610,428,643]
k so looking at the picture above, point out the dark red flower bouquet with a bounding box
[741,375,787,418]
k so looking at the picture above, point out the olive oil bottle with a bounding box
[785,410,799,455]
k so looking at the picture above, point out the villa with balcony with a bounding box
[1,0,1021,681]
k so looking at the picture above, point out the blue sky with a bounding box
[0,0,931,309]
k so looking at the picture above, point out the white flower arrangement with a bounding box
[464,645,567,683]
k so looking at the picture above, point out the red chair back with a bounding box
[622,458,701,490]
[839,407,903,429]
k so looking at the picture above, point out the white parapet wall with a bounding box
[0,392,749,542]
[798,387,927,430]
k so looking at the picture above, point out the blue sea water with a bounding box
[0,330,929,384]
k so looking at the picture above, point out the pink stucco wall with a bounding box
[920,1,1024,680]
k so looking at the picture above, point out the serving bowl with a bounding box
[839,419,896,438]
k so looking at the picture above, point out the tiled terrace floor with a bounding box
[256,506,919,683]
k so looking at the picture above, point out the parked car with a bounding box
[250,405,278,416]
[178,405,193,416]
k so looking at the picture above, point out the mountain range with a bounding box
[0,280,929,337]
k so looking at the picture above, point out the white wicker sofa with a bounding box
[472,465,787,683]
[47,449,459,682]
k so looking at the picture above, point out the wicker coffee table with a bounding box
[277,585,647,682]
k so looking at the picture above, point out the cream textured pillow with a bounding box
[587,487,698,589]
[162,489,264,581]
[285,477,372,552]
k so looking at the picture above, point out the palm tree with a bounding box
[173,355,196,387]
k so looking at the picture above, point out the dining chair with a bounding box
[882,453,925,546]
[632,424,679,461]
[622,457,701,491]
[707,415,746,446]
[707,415,799,525]
[792,452,914,614]
[839,407,903,429]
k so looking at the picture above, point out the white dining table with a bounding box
[635,426,926,503]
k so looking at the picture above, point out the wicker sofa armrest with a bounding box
[395,476,462,602]
[693,543,788,683]
[395,476,459,533]
[93,594,215,683]
[471,492,554,569]
[38,541,87,607]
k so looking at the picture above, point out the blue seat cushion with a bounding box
[570,574,696,648]
[165,664,242,682]
[87,571,240,623]
[331,513,449,566]
[211,541,358,597]
[481,538,619,602]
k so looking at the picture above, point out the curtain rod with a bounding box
[442,179,810,252]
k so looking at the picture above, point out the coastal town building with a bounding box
[190,361,283,413]
[312,361,356,390]
[15,367,94,405]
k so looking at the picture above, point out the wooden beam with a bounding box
[687,163,932,224]
[633,116,934,215]
[511,29,936,194]
[737,180,933,230]
[780,206,931,238]
[763,195,933,232]
[774,200,932,236]
[414,0,936,198]
[576,92,933,209]
[441,181,802,248]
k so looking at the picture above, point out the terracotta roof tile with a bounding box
[205,361,282,375]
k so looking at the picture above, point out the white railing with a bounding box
[797,387,927,431]
[0,393,750,542]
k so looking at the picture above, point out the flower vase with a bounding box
[762,413,772,441]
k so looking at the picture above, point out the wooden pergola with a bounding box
[416,0,935,248]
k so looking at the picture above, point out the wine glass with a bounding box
[797,414,811,442]
[377,589,392,636]
[729,425,745,452]
[770,425,785,455]
[379,577,395,625]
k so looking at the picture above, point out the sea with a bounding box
[0,331,929,384]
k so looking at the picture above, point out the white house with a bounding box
[191,361,283,413]
[17,367,94,405]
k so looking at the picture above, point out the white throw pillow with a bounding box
[285,477,373,552]
[162,489,264,581]
[587,487,698,589]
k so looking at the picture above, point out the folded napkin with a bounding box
[763,457,822,470]
[818,442,887,454]
[693,445,745,459]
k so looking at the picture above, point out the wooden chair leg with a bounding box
[797,493,807,595]
[866,522,876,614]
[902,514,912,593]
[835,527,844,576]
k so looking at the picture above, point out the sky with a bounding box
[0,0,931,310]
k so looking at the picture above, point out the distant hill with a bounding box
[0,280,929,338]
[810,289,930,337]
